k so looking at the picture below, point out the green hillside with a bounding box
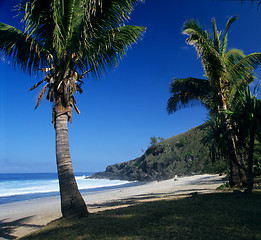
[93,124,226,181]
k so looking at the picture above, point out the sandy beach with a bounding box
[0,174,225,240]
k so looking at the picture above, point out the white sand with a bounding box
[0,174,225,239]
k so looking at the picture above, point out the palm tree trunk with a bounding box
[229,161,239,186]
[246,128,255,193]
[226,126,247,187]
[220,100,247,187]
[55,106,88,218]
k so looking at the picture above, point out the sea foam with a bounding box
[0,173,131,204]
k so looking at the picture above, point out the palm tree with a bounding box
[167,16,261,187]
[0,0,145,217]
[228,86,261,192]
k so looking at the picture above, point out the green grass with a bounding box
[20,192,261,240]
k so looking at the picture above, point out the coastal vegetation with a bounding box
[20,191,261,240]
[0,0,145,217]
[92,124,227,181]
[167,17,261,192]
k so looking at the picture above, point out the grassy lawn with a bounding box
[20,192,261,240]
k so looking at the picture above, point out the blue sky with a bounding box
[1,0,261,173]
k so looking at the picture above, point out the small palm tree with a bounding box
[0,0,145,217]
[228,86,261,192]
[167,16,261,187]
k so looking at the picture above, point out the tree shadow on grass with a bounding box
[82,192,261,240]
[0,216,44,240]
[21,192,261,240]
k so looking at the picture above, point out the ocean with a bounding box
[0,172,133,205]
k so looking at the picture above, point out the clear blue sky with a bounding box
[1,0,261,173]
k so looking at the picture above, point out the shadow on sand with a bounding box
[0,216,44,240]
[87,187,210,210]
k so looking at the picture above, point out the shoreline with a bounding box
[0,174,225,239]
[0,180,142,206]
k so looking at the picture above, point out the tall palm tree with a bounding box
[167,16,261,187]
[0,0,145,217]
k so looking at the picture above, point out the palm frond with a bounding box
[71,96,80,114]
[167,77,211,114]
[183,19,212,56]
[229,72,255,106]
[28,79,45,91]
[212,18,221,53]
[89,0,145,27]
[81,25,145,77]
[183,19,224,84]
[76,83,84,94]
[0,22,49,74]
[35,83,48,109]
[51,0,85,58]
[64,0,85,46]
[47,87,55,102]
[229,52,261,80]
[64,79,71,105]
[221,16,238,57]
[51,1,65,56]
[224,48,249,84]
[224,48,245,66]
[18,0,54,51]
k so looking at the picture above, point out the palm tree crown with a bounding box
[168,16,260,115]
[0,0,145,117]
